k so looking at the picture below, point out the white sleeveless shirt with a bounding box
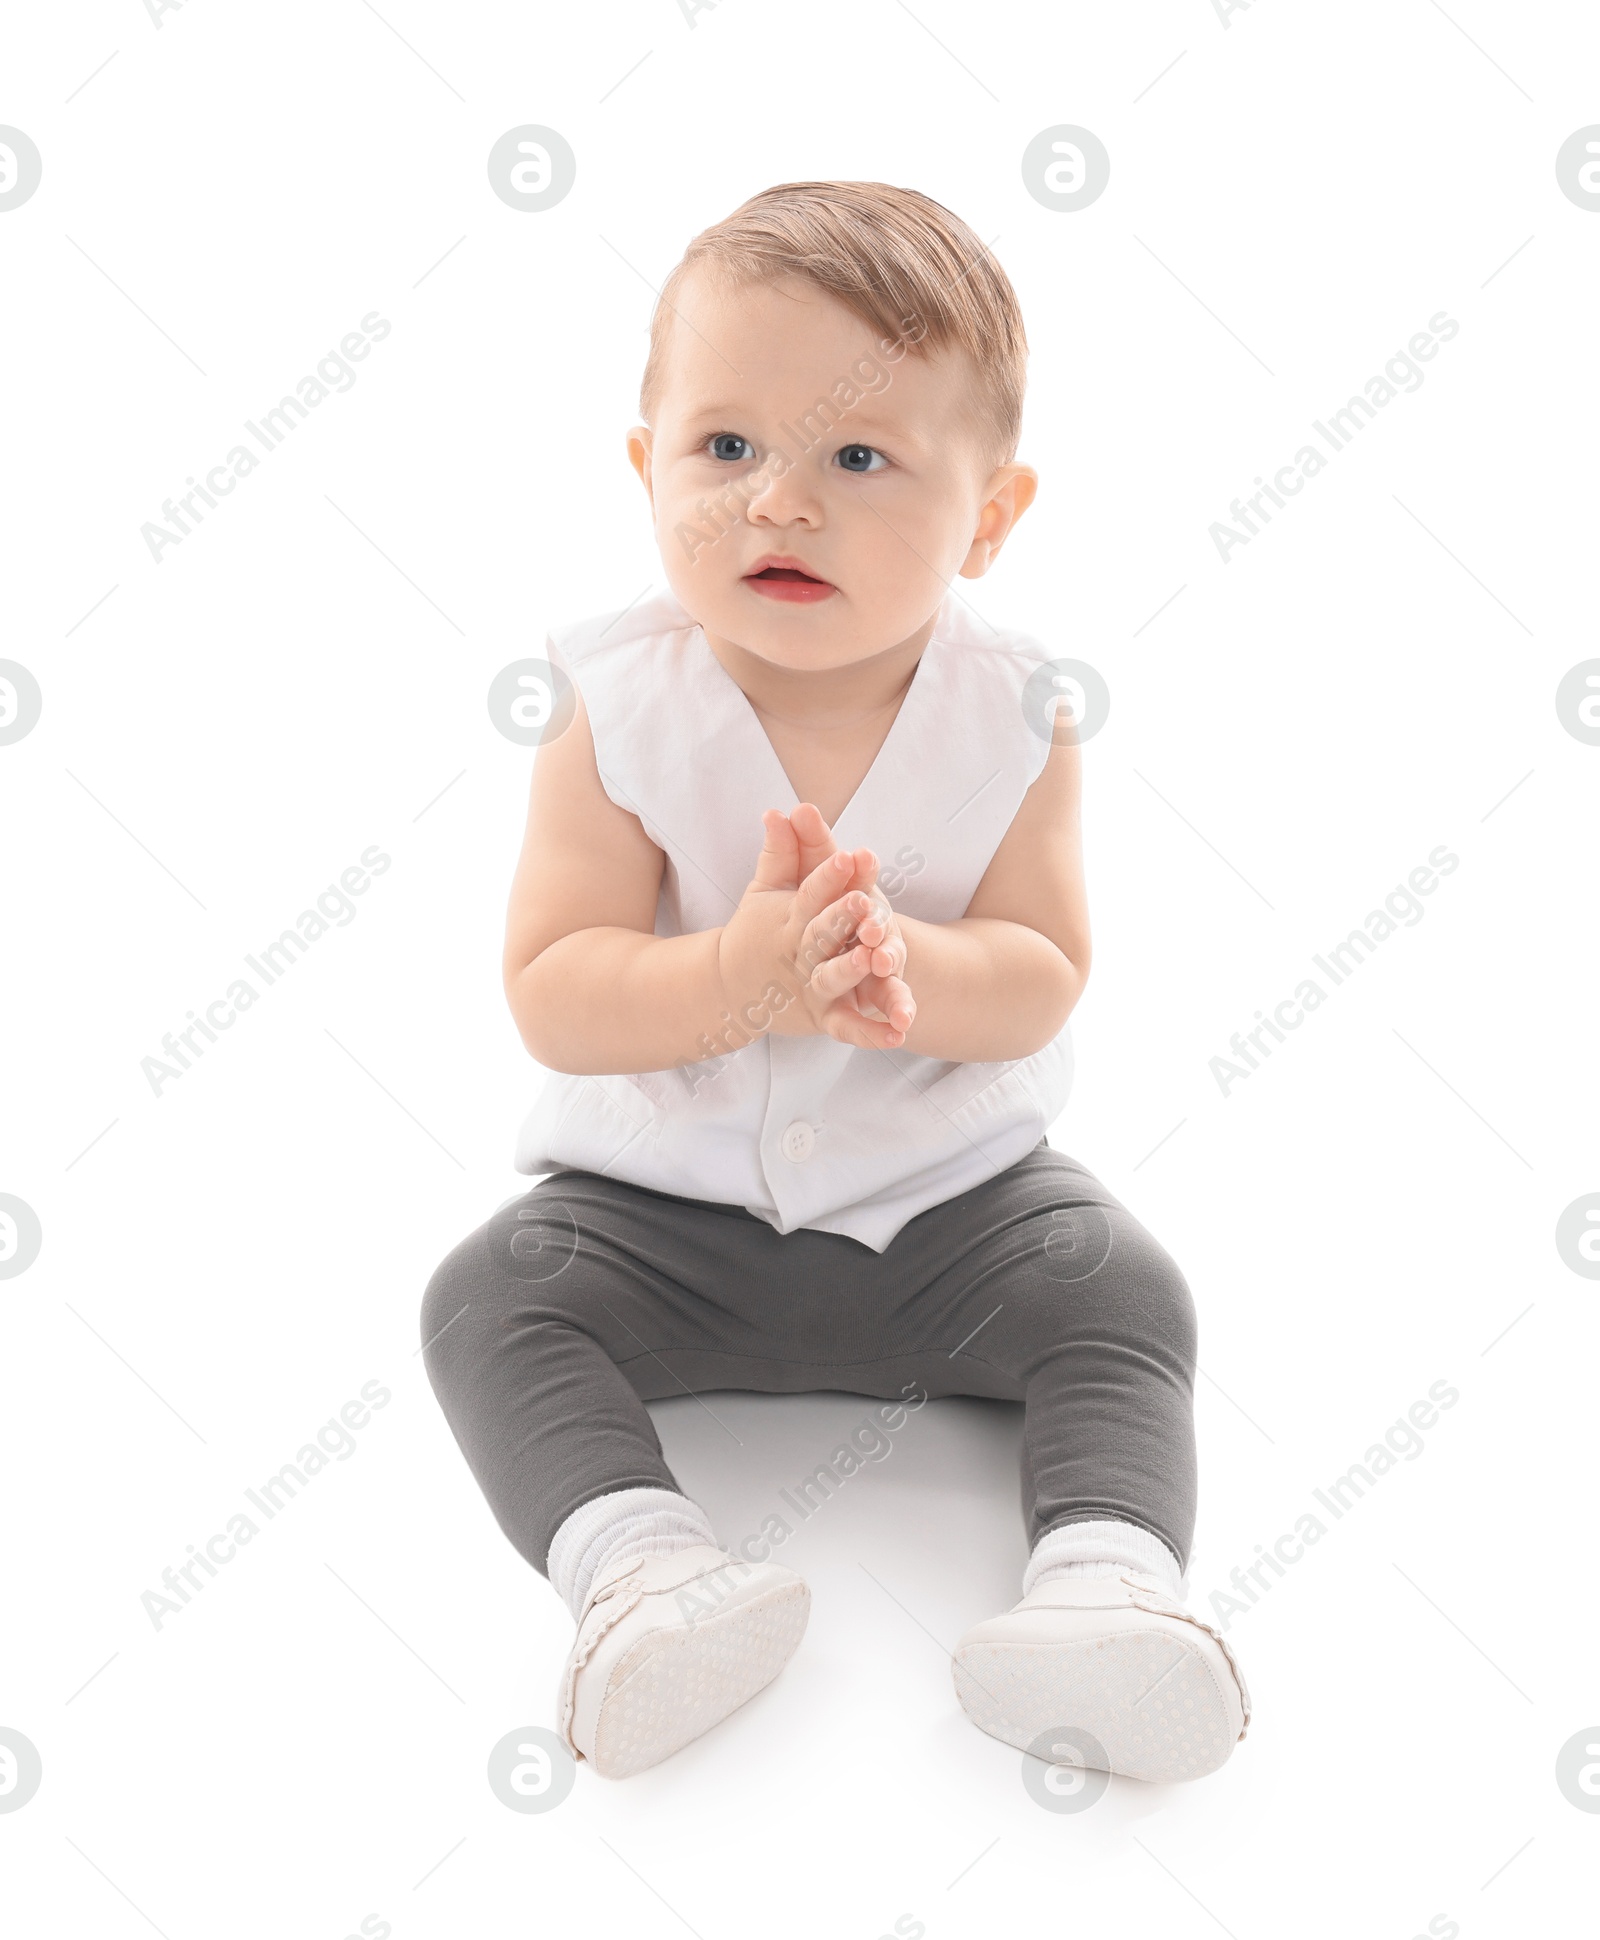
[512,586,1073,1253]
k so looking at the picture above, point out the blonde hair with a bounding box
[639,180,1028,476]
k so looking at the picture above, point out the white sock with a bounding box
[546,1487,718,1621]
[1024,1517,1185,1601]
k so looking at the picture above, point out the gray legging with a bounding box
[420,1139,1198,1576]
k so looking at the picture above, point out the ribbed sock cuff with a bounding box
[546,1487,717,1621]
[1024,1517,1185,1601]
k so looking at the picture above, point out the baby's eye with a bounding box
[836,443,887,474]
[707,433,755,462]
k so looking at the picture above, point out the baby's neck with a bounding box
[702,614,932,735]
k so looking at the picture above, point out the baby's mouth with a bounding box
[742,562,837,603]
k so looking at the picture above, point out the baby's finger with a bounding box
[792,845,871,931]
[789,802,842,883]
[808,944,873,1002]
[748,808,801,892]
[798,888,874,969]
[860,971,915,1033]
[853,881,895,932]
[819,990,907,1050]
[847,849,883,900]
[856,923,906,979]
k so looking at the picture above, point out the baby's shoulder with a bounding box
[933,599,1058,684]
[547,587,695,671]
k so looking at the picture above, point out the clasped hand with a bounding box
[717,801,916,1051]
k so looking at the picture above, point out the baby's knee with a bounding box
[1018,1202,1197,1360]
[1115,1220,1198,1363]
[419,1230,484,1361]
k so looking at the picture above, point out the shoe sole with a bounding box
[591,1582,811,1779]
[953,1628,1239,1783]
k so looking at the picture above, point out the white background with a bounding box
[3,2,1598,1936]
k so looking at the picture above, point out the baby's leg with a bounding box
[1007,1158,1197,1594]
[420,1192,703,1599]
[419,1174,810,1777]
[919,1141,1248,1780]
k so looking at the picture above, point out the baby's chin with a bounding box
[670,576,850,658]
[668,573,935,671]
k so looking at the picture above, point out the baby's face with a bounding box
[628,266,1035,672]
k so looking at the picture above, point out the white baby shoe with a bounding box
[557,1543,810,1779]
[952,1567,1250,1783]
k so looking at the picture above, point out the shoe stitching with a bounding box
[1123,1573,1252,1738]
[559,1554,792,1757]
[559,1578,646,1755]
[979,1573,1251,1750]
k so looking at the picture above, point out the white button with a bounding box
[780,1120,816,1163]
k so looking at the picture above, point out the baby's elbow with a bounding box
[514,1017,554,1067]
[511,1011,582,1075]
[1046,948,1088,1038]
[506,953,560,1067]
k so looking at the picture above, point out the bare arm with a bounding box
[887,715,1090,1063]
[503,682,890,1074]
[503,681,727,1075]
[505,672,1087,1074]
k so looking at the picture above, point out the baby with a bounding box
[422,180,1250,1783]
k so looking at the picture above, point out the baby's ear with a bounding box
[625,426,654,498]
[959,462,1037,578]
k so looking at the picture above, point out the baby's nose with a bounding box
[743,463,824,522]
